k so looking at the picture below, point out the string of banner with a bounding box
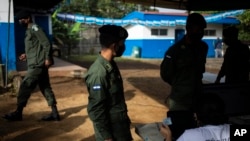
[57,10,244,26]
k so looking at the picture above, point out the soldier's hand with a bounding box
[19,54,26,61]
[45,59,51,68]
[160,124,172,141]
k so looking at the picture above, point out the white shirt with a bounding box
[177,124,230,141]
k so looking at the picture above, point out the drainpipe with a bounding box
[5,0,11,88]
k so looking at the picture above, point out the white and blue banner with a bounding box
[57,10,244,26]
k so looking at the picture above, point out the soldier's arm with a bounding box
[86,75,112,140]
[215,55,226,83]
[202,42,209,73]
[32,25,51,61]
[160,46,175,85]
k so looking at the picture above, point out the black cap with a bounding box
[16,10,31,19]
[99,25,128,47]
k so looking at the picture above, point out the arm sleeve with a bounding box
[33,27,51,60]
[216,56,226,81]
[86,74,112,139]
[202,43,209,74]
[160,46,175,85]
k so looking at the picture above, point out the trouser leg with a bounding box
[17,75,38,107]
[38,68,57,106]
[39,68,60,121]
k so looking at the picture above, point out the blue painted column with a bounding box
[0,0,16,72]
[34,14,53,41]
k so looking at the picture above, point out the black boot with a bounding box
[2,106,23,121]
[41,105,60,121]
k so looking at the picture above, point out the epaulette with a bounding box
[31,24,39,31]
[105,64,112,72]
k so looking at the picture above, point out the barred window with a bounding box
[204,29,216,36]
[151,29,168,36]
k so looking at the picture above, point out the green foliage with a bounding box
[196,10,250,41]
[194,11,226,14]
[52,10,87,56]
[58,0,152,18]
[237,10,250,41]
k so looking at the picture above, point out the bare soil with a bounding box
[0,58,221,141]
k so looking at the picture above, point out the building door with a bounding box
[175,29,185,43]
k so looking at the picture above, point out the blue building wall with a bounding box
[14,19,26,56]
[204,39,216,58]
[0,22,16,71]
[34,15,53,40]
[124,39,216,59]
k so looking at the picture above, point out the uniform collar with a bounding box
[27,23,34,29]
[97,54,114,72]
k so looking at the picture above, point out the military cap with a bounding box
[16,10,31,19]
[99,25,128,47]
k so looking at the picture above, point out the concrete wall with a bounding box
[124,24,223,58]
[0,0,16,71]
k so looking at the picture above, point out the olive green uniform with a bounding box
[161,36,208,140]
[18,24,57,107]
[161,36,208,111]
[85,55,132,141]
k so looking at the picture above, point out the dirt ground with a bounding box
[0,58,221,141]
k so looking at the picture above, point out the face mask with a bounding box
[187,26,204,43]
[189,33,203,42]
[19,20,28,27]
[114,44,125,57]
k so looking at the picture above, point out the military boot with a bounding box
[41,105,60,121]
[2,106,23,121]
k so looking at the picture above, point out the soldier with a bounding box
[3,11,60,121]
[160,13,208,140]
[215,26,250,84]
[84,25,133,141]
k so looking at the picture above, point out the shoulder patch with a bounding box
[92,85,101,91]
[32,25,39,31]
[105,64,112,71]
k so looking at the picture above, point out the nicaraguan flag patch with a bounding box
[92,85,101,91]
[166,55,171,59]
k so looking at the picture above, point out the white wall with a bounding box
[127,23,222,40]
[0,0,14,23]
[203,24,223,39]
